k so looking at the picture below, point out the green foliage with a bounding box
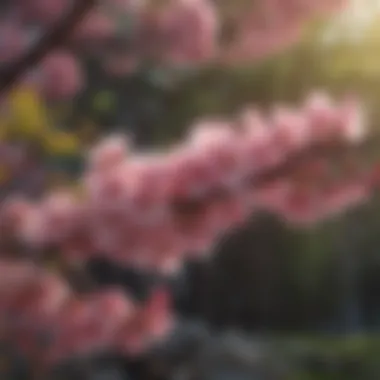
[276,334,380,380]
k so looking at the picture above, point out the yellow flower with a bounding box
[8,87,49,136]
[44,131,80,156]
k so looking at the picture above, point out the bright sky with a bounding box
[322,0,380,44]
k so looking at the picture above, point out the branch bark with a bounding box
[0,0,96,94]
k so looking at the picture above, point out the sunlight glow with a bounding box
[322,0,380,45]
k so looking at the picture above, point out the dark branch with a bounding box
[0,0,96,95]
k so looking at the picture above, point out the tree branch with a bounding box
[0,0,96,94]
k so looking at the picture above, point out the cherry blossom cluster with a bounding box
[216,0,346,63]
[253,160,372,226]
[0,0,347,99]
[0,259,173,368]
[0,91,370,273]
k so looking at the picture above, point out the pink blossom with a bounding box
[0,92,368,272]
[0,22,27,63]
[35,51,84,100]
[16,0,71,24]
[87,134,130,172]
[70,10,116,44]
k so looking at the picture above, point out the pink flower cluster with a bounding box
[0,259,173,366]
[253,173,371,226]
[220,0,346,63]
[0,0,347,99]
[110,0,347,66]
[0,92,369,272]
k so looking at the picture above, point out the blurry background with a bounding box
[3,1,380,379]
